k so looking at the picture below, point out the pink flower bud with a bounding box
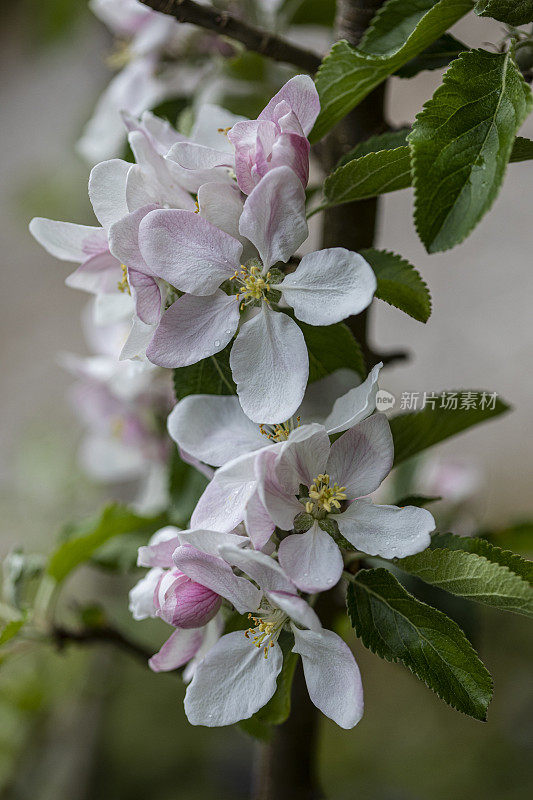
[155,569,222,629]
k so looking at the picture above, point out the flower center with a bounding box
[305,473,347,516]
[231,263,271,309]
[244,606,287,658]
[117,264,131,295]
[259,416,300,442]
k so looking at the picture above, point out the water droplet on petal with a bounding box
[214,339,221,347]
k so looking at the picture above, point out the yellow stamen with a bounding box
[231,264,271,306]
[117,264,131,295]
[306,473,347,515]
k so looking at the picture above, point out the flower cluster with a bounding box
[31,75,435,730]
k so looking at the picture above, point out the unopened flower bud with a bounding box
[155,569,222,629]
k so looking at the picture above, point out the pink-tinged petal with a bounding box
[160,576,222,629]
[178,447,215,481]
[244,490,275,551]
[65,252,123,294]
[137,527,182,568]
[177,529,248,556]
[269,132,310,188]
[128,269,163,325]
[108,204,158,275]
[191,450,261,532]
[29,218,105,263]
[230,305,308,424]
[336,500,435,558]
[275,248,376,326]
[198,182,244,243]
[167,394,264,467]
[89,158,130,230]
[275,424,330,492]
[218,545,296,595]
[146,291,239,369]
[184,632,282,726]
[123,110,185,155]
[256,447,303,531]
[149,627,204,673]
[278,522,343,593]
[323,363,382,435]
[292,626,364,729]
[173,545,261,613]
[258,75,320,135]
[326,413,393,498]
[267,591,322,632]
[139,209,241,294]
[239,167,308,269]
[228,120,275,195]
[183,615,224,683]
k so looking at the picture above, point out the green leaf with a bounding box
[324,147,412,206]
[474,0,533,25]
[296,320,365,381]
[430,533,533,585]
[510,135,533,162]
[347,568,493,720]
[239,631,299,739]
[396,537,533,617]
[324,135,533,213]
[396,34,467,78]
[0,614,27,647]
[310,0,473,142]
[360,248,432,322]
[394,494,442,507]
[337,128,411,167]
[47,504,169,583]
[409,49,533,253]
[173,344,236,402]
[390,391,510,465]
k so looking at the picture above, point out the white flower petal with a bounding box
[323,363,382,434]
[177,529,248,556]
[129,567,163,620]
[256,447,304,531]
[89,158,130,230]
[326,413,393,498]
[184,632,282,726]
[218,545,296,594]
[266,591,322,632]
[276,248,376,325]
[29,218,104,263]
[198,182,244,243]
[292,626,364,729]
[298,369,361,426]
[336,500,435,558]
[167,394,264,467]
[191,450,261,532]
[244,490,276,551]
[239,166,308,269]
[278,522,343,593]
[230,304,308,424]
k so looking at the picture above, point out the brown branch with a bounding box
[53,624,152,665]
[139,0,322,73]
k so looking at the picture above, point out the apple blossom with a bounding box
[139,165,376,421]
[187,364,382,548]
[257,414,436,592]
[180,547,364,729]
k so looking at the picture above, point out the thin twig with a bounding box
[138,0,322,73]
[53,624,152,665]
